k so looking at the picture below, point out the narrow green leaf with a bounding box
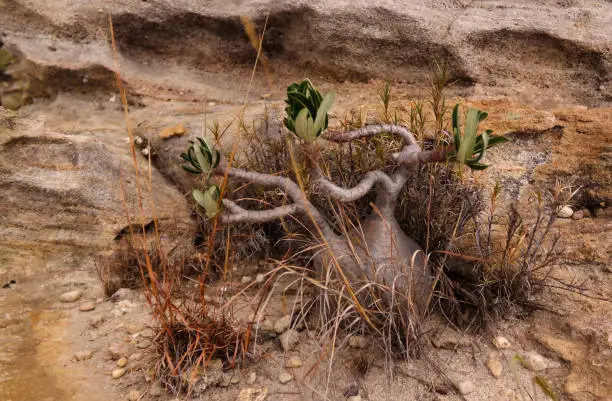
[534,376,559,401]
[473,131,489,162]
[487,136,509,147]
[199,137,213,154]
[194,145,211,174]
[466,162,489,170]
[211,149,220,169]
[192,189,207,208]
[295,108,316,142]
[313,92,335,134]
[457,108,480,164]
[192,186,222,218]
[452,104,461,152]
[182,165,202,175]
[287,91,318,118]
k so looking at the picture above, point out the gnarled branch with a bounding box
[213,165,335,238]
[219,199,302,224]
[324,124,418,146]
[325,124,453,167]
[316,124,454,215]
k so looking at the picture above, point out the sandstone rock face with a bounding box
[1,0,610,107]
[0,108,194,276]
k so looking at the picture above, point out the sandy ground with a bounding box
[1,80,610,401]
[0,2,611,398]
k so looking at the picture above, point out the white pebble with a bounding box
[557,205,573,218]
[285,356,303,368]
[79,301,96,312]
[278,371,293,384]
[60,289,83,303]
[116,357,128,368]
[279,329,300,352]
[111,368,126,379]
[274,314,292,334]
[493,336,511,349]
[457,380,474,395]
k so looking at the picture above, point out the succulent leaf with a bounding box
[450,104,508,171]
[192,185,222,218]
[284,79,334,142]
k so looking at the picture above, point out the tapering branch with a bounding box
[324,124,418,146]
[213,165,335,238]
[392,146,453,165]
[316,124,455,215]
[219,199,302,224]
[313,170,398,202]
[324,124,453,167]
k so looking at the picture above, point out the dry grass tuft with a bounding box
[152,300,247,395]
[435,183,569,328]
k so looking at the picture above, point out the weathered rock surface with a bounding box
[0,107,195,277]
[1,0,610,108]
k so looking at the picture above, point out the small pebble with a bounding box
[278,371,293,384]
[60,289,83,303]
[255,273,265,284]
[125,324,146,334]
[127,390,141,401]
[493,336,511,349]
[456,380,474,395]
[486,352,503,377]
[348,396,362,401]
[246,372,257,385]
[521,352,548,371]
[274,314,292,334]
[79,301,96,312]
[279,329,300,352]
[89,315,105,328]
[241,276,253,284]
[286,356,303,368]
[108,343,129,360]
[557,205,573,218]
[230,375,241,384]
[129,352,144,361]
[117,357,128,368]
[571,210,584,220]
[112,368,126,379]
[581,208,592,218]
[73,350,93,361]
[236,388,269,401]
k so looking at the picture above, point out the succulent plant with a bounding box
[180,137,220,177]
[192,185,222,218]
[181,137,223,217]
[451,104,508,170]
[284,79,335,142]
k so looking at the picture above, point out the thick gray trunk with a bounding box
[315,210,432,317]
